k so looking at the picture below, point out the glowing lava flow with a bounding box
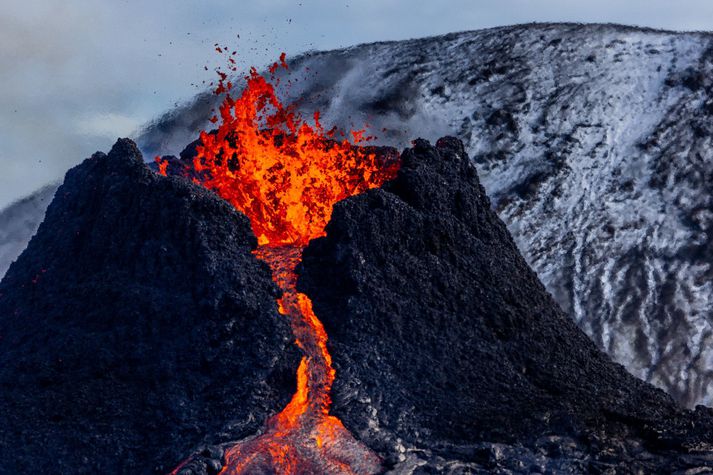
[164,55,399,474]
[219,247,381,474]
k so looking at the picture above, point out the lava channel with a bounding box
[164,54,399,474]
[219,247,380,474]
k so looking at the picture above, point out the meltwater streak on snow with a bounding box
[4,23,713,408]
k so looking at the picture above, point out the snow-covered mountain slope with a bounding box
[139,22,713,409]
[0,184,58,277]
[4,23,713,408]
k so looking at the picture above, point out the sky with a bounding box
[2,0,713,208]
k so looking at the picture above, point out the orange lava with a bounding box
[165,55,399,474]
[187,57,398,247]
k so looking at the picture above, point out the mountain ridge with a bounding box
[3,22,713,407]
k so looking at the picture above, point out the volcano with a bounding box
[298,136,713,472]
[3,42,713,474]
[2,132,713,473]
[6,24,713,409]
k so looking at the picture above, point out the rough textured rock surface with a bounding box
[299,138,713,473]
[0,139,299,475]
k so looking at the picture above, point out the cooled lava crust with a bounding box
[0,140,299,474]
[298,137,713,473]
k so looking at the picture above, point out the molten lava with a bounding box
[188,57,398,248]
[166,55,399,474]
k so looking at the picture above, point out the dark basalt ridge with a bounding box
[299,137,713,472]
[0,139,299,474]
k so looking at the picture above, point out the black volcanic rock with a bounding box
[0,139,299,474]
[299,137,713,472]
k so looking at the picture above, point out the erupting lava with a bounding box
[188,53,397,248]
[165,55,399,474]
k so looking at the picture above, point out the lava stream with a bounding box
[218,247,381,474]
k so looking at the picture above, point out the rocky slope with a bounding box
[4,22,713,408]
[0,140,298,474]
[299,137,713,473]
[4,133,713,473]
[0,183,58,277]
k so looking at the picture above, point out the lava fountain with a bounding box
[163,55,399,474]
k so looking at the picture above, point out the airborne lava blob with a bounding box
[165,55,399,474]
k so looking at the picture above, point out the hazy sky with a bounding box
[3,0,713,208]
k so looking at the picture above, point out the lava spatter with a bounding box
[165,55,399,474]
[184,56,398,248]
